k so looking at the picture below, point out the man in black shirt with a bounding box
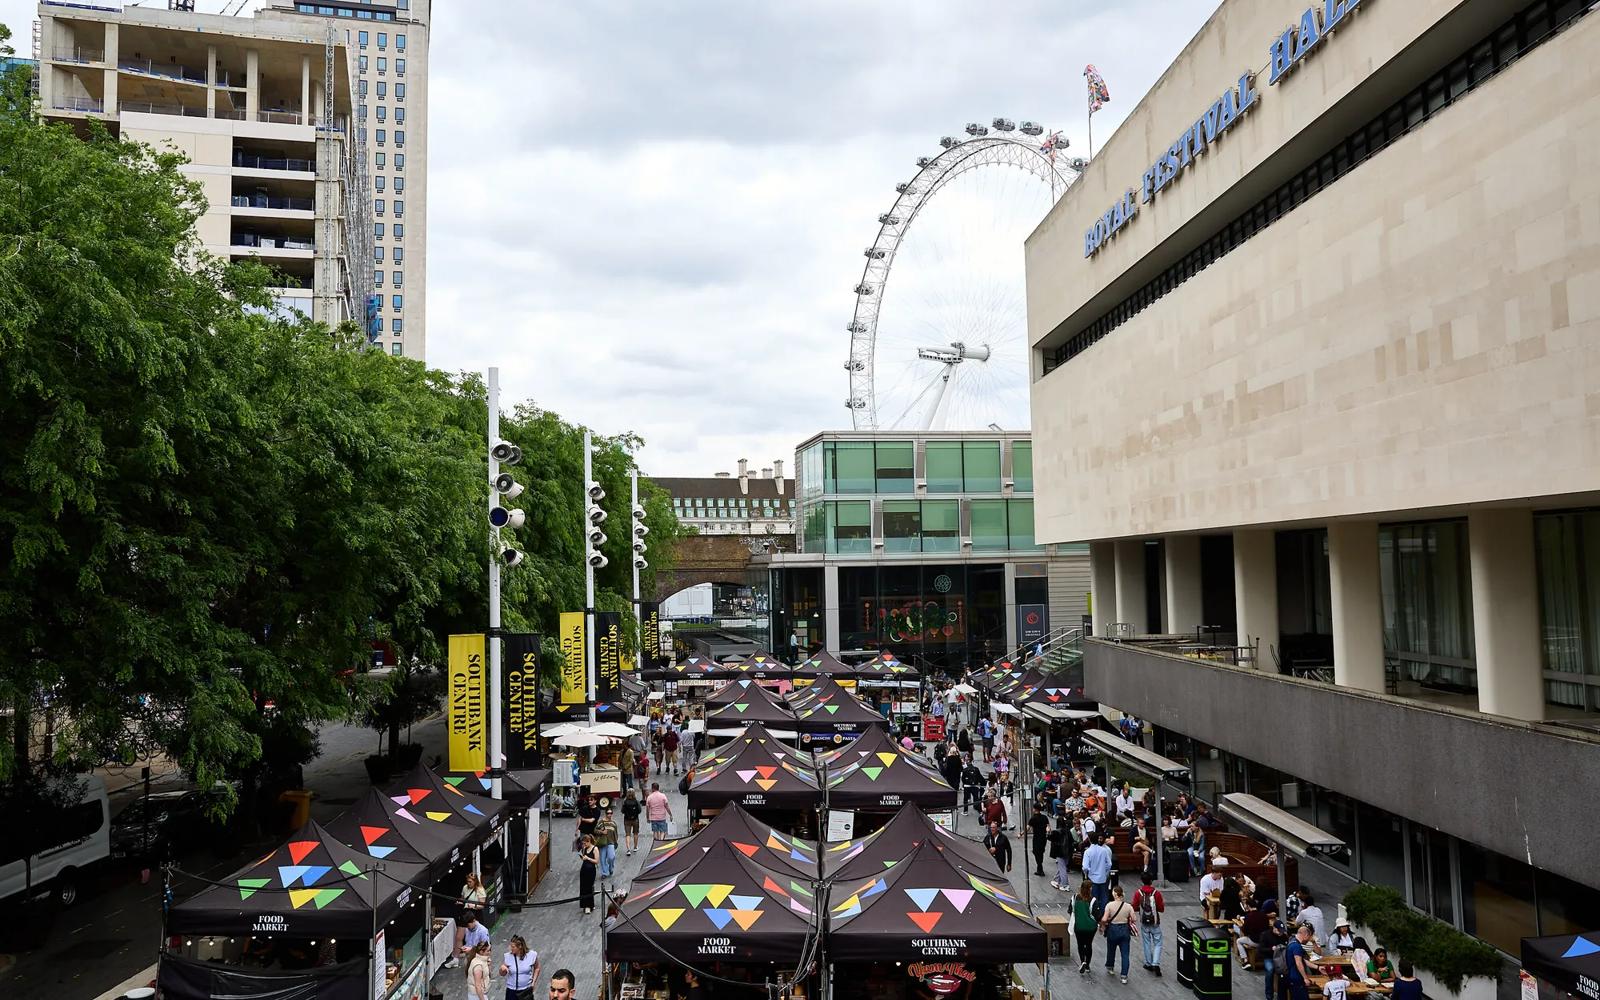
[961,757,983,814]
[1028,803,1050,876]
[983,821,1013,873]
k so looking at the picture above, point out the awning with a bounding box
[1022,704,1101,724]
[1522,933,1600,1000]
[1218,793,1346,855]
[1079,729,1190,779]
[991,703,1020,715]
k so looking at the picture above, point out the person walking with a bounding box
[1050,813,1073,889]
[644,781,672,840]
[621,789,642,856]
[1073,881,1102,974]
[1028,803,1050,877]
[549,969,576,1000]
[1101,882,1137,983]
[1081,832,1114,911]
[663,725,681,775]
[576,793,599,850]
[956,725,973,758]
[977,716,995,761]
[499,935,539,1000]
[1286,924,1314,1000]
[983,821,1013,873]
[594,802,619,882]
[961,756,983,814]
[578,834,599,914]
[1131,873,1166,974]
[468,940,494,1000]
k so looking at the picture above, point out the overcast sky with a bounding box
[4,0,1219,476]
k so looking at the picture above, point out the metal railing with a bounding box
[232,195,315,212]
[51,46,102,64]
[118,58,206,85]
[231,234,316,252]
[997,625,1082,669]
[233,152,315,172]
[51,96,103,113]
[120,101,207,118]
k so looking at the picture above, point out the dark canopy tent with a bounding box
[852,652,919,681]
[993,666,1047,701]
[437,768,552,809]
[824,803,998,881]
[637,802,820,883]
[388,764,511,835]
[686,723,821,812]
[822,729,957,812]
[1013,670,1093,709]
[1522,933,1600,999]
[711,651,792,680]
[827,840,1046,963]
[705,682,798,733]
[604,841,819,962]
[167,819,425,938]
[790,676,890,749]
[796,649,860,680]
[644,655,721,682]
[324,787,476,883]
[707,678,765,708]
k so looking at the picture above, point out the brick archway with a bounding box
[652,533,759,602]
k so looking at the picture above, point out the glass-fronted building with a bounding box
[756,431,1087,672]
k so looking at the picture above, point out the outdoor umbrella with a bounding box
[827,839,1046,963]
[167,818,425,938]
[590,722,641,737]
[324,786,478,883]
[1522,933,1600,999]
[637,802,820,883]
[822,729,957,812]
[604,841,819,962]
[687,723,822,813]
[554,732,611,748]
[823,802,998,880]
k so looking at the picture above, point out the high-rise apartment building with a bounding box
[257,0,429,360]
[35,0,370,329]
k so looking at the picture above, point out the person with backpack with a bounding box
[1131,872,1166,974]
[1073,880,1102,974]
[620,790,642,856]
[1100,882,1137,983]
[678,766,694,796]
[1049,812,1073,889]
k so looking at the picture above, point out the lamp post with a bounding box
[631,471,649,670]
[583,430,600,735]
[486,367,527,800]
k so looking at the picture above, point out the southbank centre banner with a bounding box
[595,611,622,704]
[558,612,586,706]
[639,602,663,670]
[502,632,541,770]
[447,633,487,772]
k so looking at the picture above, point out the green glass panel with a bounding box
[882,500,921,553]
[963,441,1001,492]
[1007,499,1037,550]
[875,441,914,494]
[831,442,875,494]
[1012,441,1033,492]
[970,499,1007,551]
[829,501,872,554]
[921,500,959,553]
[925,441,963,493]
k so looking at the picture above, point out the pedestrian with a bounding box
[1392,961,1423,1000]
[578,833,599,914]
[576,793,599,849]
[994,752,1012,800]
[1100,882,1136,983]
[1132,872,1165,974]
[956,725,973,757]
[634,748,649,788]
[977,716,995,761]
[621,789,642,855]
[450,875,488,965]
[620,744,635,794]
[550,969,576,1000]
[1049,813,1073,889]
[595,801,619,881]
[499,934,539,1000]
[461,871,487,923]
[468,940,494,1000]
[1082,832,1113,911]
[1028,803,1050,876]
[983,820,1013,873]
[663,724,681,774]
[1073,880,1101,974]
[1286,924,1314,1000]
[644,781,672,840]
[452,910,489,971]
[961,755,983,814]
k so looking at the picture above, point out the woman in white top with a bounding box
[499,934,539,1000]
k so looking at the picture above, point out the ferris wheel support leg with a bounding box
[922,363,957,431]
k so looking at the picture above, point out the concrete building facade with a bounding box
[1026,0,1599,965]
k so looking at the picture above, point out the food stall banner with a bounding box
[166,818,426,938]
[686,723,822,813]
[502,632,542,770]
[827,839,1046,963]
[639,802,820,882]
[820,728,958,812]
[604,841,818,962]
[823,802,998,880]
[558,612,586,704]
[447,634,487,772]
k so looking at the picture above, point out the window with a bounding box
[391,318,402,333]
[825,442,874,494]
[396,33,406,50]
[358,55,367,72]
[393,177,403,192]
[374,223,384,238]
[963,441,1002,492]
[393,224,404,238]
[375,152,385,168]
[377,57,387,74]
[376,82,386,98]
[374,270,384,286]
[1535,510,1600,714]
[376,128,386,145]
[395,108,404,123]
[377,32,387,49]
[971,500,1007,551]
[394,154,405,169]
[359,30,369,48]
[396,58,405,75]
[394,130,405,147]
[392,247,403,262]
[925,442,963,492]
[882,501,921,554]
[391,343,403,356]
[374,247,383,263]
[374,198,385,215]
[394,200,404,217]
[827,501,871,555]
[922,500,959,553]
[374,176,385,191]
[391,294,402,310]
[874,440,914,494]
[1458,843,1537,955]
[1012,441,1033,492]
[1007,499,1036,549]
[357,127,366,142]
[392,270,402,287]
[395,83,405,101]
[376,105,386,121]
[358,79,368,96]
[358,104,368,121]
[1380,520,1477,692]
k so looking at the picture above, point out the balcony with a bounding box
[51,96,104,113]
[118,57,206,86]
[51,46,104,65]
[231,194,314,212]
[232,151,315,173]
[119,101,207,119]
[1081,638,1600,890]
[231,232,315,256]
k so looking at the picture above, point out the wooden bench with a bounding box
[1201,830,1299,891]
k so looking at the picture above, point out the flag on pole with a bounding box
[1039,130,1063,162]
[1085,64,1111,114]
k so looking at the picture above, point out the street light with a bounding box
[484,369,529,801]
[630,473,648,671]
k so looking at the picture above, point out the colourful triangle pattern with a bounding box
[288,888,321,909]
[907,911,943,932]
[286,840,318,865]
[425,811,453,822]
[237,878,270,900]
[704,908,734,930]
[905,887,940,912]
[729,895,764,911]
[359,825,388,845]
[940,888,975,912]
[649,907,684,930]
[312,887,346,909]
[729,909,763,930]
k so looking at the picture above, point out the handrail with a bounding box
[118,58,207,85]
[120,101,207,118]
[233,153,315,172]
[51,47,103,64]
[997,625,1082,669]
[52,96,103,113]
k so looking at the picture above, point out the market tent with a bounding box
[687,723,821,812]
[1522,933,1600,999]
[168,819,425,937]
[1013,669,1092,708]
[707,678,764,708]
[827,839,1046,963]
[852,652,919,681]
[436,768,552,808]
[790,676,890,746]
[822,729,957,812]
[389,764,512,835]
[644,655,720,681]
[795,649,860,681]
[637,803,820,883]
[823,803,998,880]
[705,682,798,732]
[714,651,792,679]
[604,840,819,962]
[994,666,1047,701]
[324,787,476,883]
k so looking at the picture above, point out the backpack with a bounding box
[678,773,691,795]
[1139,888,1159,925]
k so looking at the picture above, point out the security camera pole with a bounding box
[486,367,504,800]
[583,430,599,738]
[631,470,645,671]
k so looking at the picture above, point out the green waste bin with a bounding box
[1192,925,1233,999]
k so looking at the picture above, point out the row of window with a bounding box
[374,246,404,263]
[801,498,1038,555]
[357,81,406,100]
[374,270,403,287]
[373,222,404,241]
[1042,0,1593,375]
[359,128,405,147]
[373,152,404,171]
[356,30,408,50]
[372,198,405,216]
[297,4,407,22]
[372,176,404,193]
[800,439,1033,498]
[357,56,406,76]
[673,497,795,512]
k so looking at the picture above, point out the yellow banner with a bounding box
[559,611,587,705]
[447,634,487,772]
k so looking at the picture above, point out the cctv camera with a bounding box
[633,556,648,569]
[502,548,525,567]
[493,472,524,496]
[587,482,605,501]
[633,524,650,538]
[632,505,646,519]
[587,527,607,546]
[587,551,608,568]
[491,441,522,464]
[490,506,526,530]
[633,540,647,554]
[588,507,608,526]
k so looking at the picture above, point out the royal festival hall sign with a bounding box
[1084,0,1369,258]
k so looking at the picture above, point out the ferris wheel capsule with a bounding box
[1019,121,1044,136]
[939,136,958,149]
[991,118,1016,132]
[964,123,989,136]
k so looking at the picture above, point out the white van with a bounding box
[0,774,111,906]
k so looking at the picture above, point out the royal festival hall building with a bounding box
[1026,0,1600,975]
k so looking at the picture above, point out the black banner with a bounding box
[503,632,541,769]
[640,601,664,668]
[595,611,622,705]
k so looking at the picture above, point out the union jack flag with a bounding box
[1084,64,1111,114]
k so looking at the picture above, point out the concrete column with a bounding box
[312,80,325,123]
[301,54,311,122]
[1469,509,1544,720]
[102,23,118,114]
[39,16,56,111]
[1329,521,1385,692]
[1114,539,1148,635]
[1164,534,1204,638]
[1233,529,1279,669]
[823,564,841,654]
[246,48,260,122]
[1003,562,1018,652]
[206,45,217,118]
[1090,542,1118,638]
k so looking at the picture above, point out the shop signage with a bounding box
[911,937,968,957]
[1084,0,1370,258]
[878,794,904,807]
[447,634,487,772]
[698,937,736,956]
[558,612,586,705]
[639,601,664,668]
[595,611,623,704]
[1017,604,1048,646]
[253,914,289,934]
[909,963,976,997]
[740,794,767,806]
[922,714,946,742]
[503,632,541,770]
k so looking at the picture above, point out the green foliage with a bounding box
[1343,884,1502,993]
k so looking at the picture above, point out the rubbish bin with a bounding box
[278,789,312,830]
[1176,917,1200,989]
[1165,844,1192,882]
[1192,925,1233,999]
